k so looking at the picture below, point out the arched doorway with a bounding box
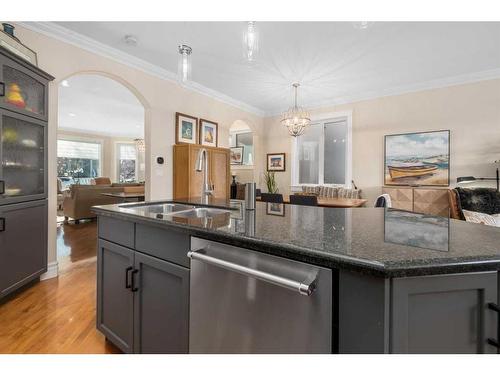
[56,73,147,269]
[229,119,263,188]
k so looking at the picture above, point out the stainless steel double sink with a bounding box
[119,202,232,221]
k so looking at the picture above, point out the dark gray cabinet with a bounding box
[0,47,53,301]
[0,49,50,121]
[96,239,135,353]
[133,252,189,353]
[0,200,47,297]
[391,272,498,354]
[97,223,190,354]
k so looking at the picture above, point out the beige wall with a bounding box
[14,24,263,270]
[262,79,500,203]
[57,129,137,182]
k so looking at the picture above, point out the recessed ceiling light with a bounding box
[68,113,76,117]
[352,21,374,30]
[61,80,69,87]
[124,35,138,46]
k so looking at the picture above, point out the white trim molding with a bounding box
[17,22,265,117]
[40,261,59,281]
[18,23,500,119]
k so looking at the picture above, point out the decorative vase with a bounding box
[230,175,237,199]
[6,83,26,109]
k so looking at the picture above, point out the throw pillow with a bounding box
[462,209,500,227]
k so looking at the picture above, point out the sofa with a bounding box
[63,182,144,222]
[448,187,500,220]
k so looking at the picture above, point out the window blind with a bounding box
[57,140,100,159]
[119,144,137,160]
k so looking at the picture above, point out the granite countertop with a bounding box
[92,198,500,277]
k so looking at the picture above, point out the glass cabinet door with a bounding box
[0,57,47,120]
[0,110,46,202]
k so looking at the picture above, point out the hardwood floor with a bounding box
[0,220,120,354]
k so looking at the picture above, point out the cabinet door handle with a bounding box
[125,266,133,289]
[487,303,500,350]
[0,218,5,232]
[0,180,4,195]
[0,82,4,97]
[131,269,139,292]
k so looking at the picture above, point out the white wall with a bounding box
[262,79,500,203]
[14,24,263,270]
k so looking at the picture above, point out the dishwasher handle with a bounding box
[187,249,317,296]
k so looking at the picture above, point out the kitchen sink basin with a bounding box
[119,203,195,215]
[170,207,231,219]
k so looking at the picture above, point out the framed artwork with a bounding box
[384,130,450,186]
[230,146,244,165]
[199,119,218,147]
[175,112,198,144]
[266,202,285,216]
[267,153,286,172]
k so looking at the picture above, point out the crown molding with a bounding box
[265,67,500,117]
[18,22,500,120]
[18,22,265,117]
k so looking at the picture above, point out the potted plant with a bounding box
[264,171,279,193]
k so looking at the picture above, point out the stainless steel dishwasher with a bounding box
[189,237,333,354]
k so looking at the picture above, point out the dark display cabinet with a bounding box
[0,46,53,300]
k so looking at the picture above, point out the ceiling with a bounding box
[53,22,500,115]
[58,73,144,138]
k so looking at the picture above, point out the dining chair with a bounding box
[289,194,318,206]
[260,193,284,203]
[374,194,392,208]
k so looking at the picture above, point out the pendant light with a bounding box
[178,44,192,82]
[281,83,311,137]
[244,21,258,62]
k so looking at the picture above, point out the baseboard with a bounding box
[40,261,59,280]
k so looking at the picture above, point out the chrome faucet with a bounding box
[195,148,214,204]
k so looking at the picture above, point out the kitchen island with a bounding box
[92,198,500,354]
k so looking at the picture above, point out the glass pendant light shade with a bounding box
[244,21,258,62]
[134,138,145,153]
[178,44,192,82]
[281,83,311,137]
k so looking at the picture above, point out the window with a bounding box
[229,131,253,165]
[116,143,137,183]
[57,139,101,180]
[293,115,351,187]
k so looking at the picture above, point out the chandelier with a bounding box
[134,138,145,153]
[281,83,311,137]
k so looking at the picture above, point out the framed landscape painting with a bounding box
[384,130,450,186]
[199,118,218,147]
[175,112,198,144]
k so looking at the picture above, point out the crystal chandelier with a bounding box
[178,44,192,82]
[281,83,311,137]
[134,138,145,153]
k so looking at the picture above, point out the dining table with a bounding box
[257,195,367,208]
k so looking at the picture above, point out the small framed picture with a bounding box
[230,146,244,165]
[267,153,286,172]
[266,202,286,216]
[199,118,218,147]
[175,112,198,144]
